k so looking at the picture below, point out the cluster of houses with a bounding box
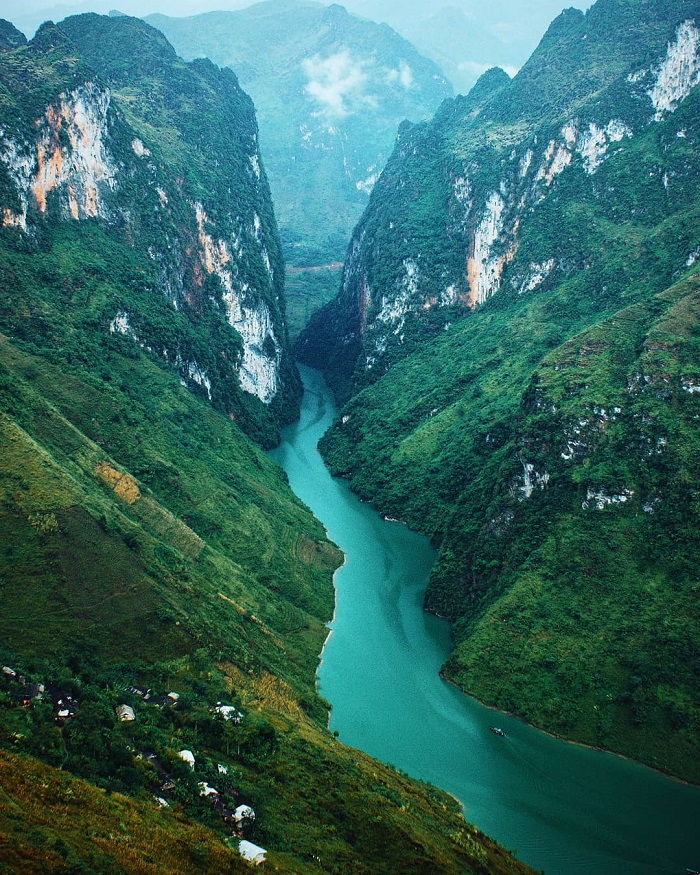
[113,685,183,723]
[144,747,266,866]
[2,666,78,721]
[115,686,264,866]
[2,667,266,865]
[116,686,245,726]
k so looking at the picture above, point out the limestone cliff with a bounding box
[0,16,298,441]
[298,3,700,402]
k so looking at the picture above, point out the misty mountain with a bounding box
[343,0,595,92]
[146,1,452,268]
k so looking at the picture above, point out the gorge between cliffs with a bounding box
[271,366,700,875]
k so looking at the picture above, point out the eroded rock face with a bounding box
[1,83,116,228]
[299,7,700,391]
[33,83,117,219]
[0,20,292,419]
[193,202,281,404]
[647,20,700,120]
[1,80,118,225]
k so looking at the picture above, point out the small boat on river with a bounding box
[489,726,506,737]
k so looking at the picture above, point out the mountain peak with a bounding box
[0,19,26,52]
[29,20,74,54]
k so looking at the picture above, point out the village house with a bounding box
[239,840,266,866]
[177,749,195,770]
[115,704,136,722]
[48,686,78,722]
[19,684,44,707]
[210,702,243,723]
[234,804,256,826]
[149,691,180,708]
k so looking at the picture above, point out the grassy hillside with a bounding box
[0,749,251,874]
[439,275,700,779]
[0,315,531,874]
[284,262,344,342]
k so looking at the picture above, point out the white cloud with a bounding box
[302,49,370,118]
[386,60,414,89]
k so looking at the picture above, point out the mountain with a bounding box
[2,11,299,446]
[0,15,533,873]
[342,0,595,93]
[297,0,700,782]
[145,1,452,269]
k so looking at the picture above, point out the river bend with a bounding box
[269,366,700,875]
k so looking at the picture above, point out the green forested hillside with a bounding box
[300,0,700,781]
[2,13,299,446]
[0,16,533,874]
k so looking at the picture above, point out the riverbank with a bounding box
[271,365,700,875]
[439,670,700,789]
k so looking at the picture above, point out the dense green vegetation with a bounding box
[0,269,529,874]
[301,0,700,781]
[284,263,344,343]
[0,748,253,874]
[1,14,299,446]
[0,14,535,874]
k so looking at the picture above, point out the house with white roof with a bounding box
[239,840,266,866]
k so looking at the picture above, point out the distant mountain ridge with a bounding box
[298,0,700,781]
[146,1,452,266]
[342,0,594,93]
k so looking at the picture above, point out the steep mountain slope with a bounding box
[2,12,297,446]
[146,1,452,268]
[299,0,700,781]
[0,17,533,874]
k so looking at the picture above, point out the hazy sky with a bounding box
[4,0,250,35]
[0,0,595,96]
[2,0,593,40]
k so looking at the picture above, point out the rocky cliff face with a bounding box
[0,15,298,442]
[298,3,700,398]
[1,82,116,228]
[301,0,700,780]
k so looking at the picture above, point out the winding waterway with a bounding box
[269,366,700,875]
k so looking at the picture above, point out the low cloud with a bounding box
[303,50,370,118]
[303,50,417,119]
[386,60,414,90]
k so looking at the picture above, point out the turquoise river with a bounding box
[269,366,700,875]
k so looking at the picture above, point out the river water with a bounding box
[269,366,700,875]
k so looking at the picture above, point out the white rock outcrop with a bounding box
[1,83,117,227]
[33,83,116,219]
[468,192,508,306]
[647,21,700,120]
[194,202,280,404]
